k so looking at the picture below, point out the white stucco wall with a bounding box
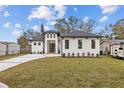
[110,44,124,57]
[0,43,7,56]
[8,44,20,54]
[61,37,100,57]
[31,41,43,54]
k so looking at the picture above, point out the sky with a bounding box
[0,5,124,42]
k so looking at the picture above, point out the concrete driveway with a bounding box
[0,54,47,72]
[0,54,61,72]
[0,54,60,88]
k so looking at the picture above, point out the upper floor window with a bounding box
[78,40,82,49]
[91,40,95,49]
[47,34,49,38]
[38,42,41,45]
[34,42,36,45]
[65,40,69,49]
[53,34,55,38]
[50,34,52,38]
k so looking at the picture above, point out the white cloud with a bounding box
[4,22,11,28]
[26,24,29,26]
[12,29,21,37]
[44,25,50,31]
[73,7,78,12]
[99,5,119,15]
[83,16,89,23]
[54,5,66,18]
[15,23,21,28]
[4,11,10,17]
[28,6,52,21]
[28,5,67,25]
[48,21,56,26]
[99,15,108,22]
[32,25,39,31]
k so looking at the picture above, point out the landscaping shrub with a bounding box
[77,53,80,57]
[68,53,70,57]
[72,53,74,57]
[96,54,99,58]
[62,53,65,57]
[87,52,90,57]
[92,53,94,57]
[82,53,85,57]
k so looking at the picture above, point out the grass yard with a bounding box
[0,56,124,88]
[0,54,25,61]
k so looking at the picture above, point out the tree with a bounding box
[54,16,97,33]
[55,18,70,32]
[17,36,30,53]
[98,24,113,39]
[79,19,97,33]
[112,24,124,39]
[55,16,79,32]
[110,19,124,39]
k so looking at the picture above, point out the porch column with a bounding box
[45,39,47,54]
[55,39,58,53]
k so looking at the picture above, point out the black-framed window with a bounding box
[53,34,55,38]
[47,34,49,38]
[91,40,95,49]
[65,40,69,49]
[78,40,82,49]
[38,42,41,45]
[34,42,36,45]
[50,34,52,38]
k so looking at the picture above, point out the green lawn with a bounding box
[0,56,124,88]
[0,54,24,61]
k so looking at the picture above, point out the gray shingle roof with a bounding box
[32,34,44,41]
[101,40,124,45]
[110,40,124,45]
[60,31,100,37]
[0,42,16,45]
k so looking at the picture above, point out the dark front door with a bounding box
[49,43,55,53]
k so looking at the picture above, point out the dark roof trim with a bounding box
[60,31,101,37]
[43,30,58,34]
[60,36,100,38]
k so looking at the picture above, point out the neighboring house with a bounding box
[100,40,111,55]
[31,30,101,57]
[110,40,124,58]
[0,41,20,55]
[100,40,124,58]
[0,43,7,56]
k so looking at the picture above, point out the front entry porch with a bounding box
[45,40,58,54]
[48,43,56,53]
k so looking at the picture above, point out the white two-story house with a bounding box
[31,30,101,57]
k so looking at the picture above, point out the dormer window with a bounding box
[50,34,52,38]
[38,42,41,45]
[47,34,49,38]
[34,42,36,45]
[53,34,55,38]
